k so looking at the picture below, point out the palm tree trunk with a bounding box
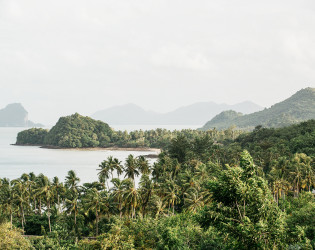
[22,206,26,227]
[48,202,51,233]
[10,212,13,230]
[131,206,134,219]
[58,195,61,213]
[39,198,42,215]
[74,211,78,236]
[96,209,99,236]
[21,206,24,230]
[48,216,51,233]
[34,198,37,212]
[119,201,122,218]
[243,200,246,217]
[273,192,275,201]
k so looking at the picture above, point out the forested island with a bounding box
[15,113,244,149]
[1,119,314,248]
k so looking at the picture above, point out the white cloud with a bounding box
[150,45,213,71]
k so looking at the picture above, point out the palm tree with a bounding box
[137,156,150,175]
[303,163,314,192]
[64,170,80,233]
[65,170,80,194]
[20,173,30,202]
[12,179,29,229]
[151,195,167,219]
[98,174,107,191]
[124,155,140,186]
[111,178,131,218]
[123,181,139,219]
[171,159,181,180]
[180,170,200,192]
[163,180,180,215]
[83,188,107,236]
[109,157,123,178]
[195,163,209,182]
[34,174,47,215]
[65,193,79,232]
[0,178,15,229]
[290,153,310,197]
[100,191,116,220]
[139,174,155,217]
[269,158,290,203]
[184,188,205,213]
[28,172,37,212]
[38,175,54,232]
[114,158,124,177]
[98,159,111,190]
[151,162,162,182]
[52,176,65,213]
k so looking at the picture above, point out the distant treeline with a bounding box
[16,113,244,149]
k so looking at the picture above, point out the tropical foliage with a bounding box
[16,128,48,145]
[2,119,315,249]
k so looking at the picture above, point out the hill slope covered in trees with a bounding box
[202,87,315,130]
[17,113,113,148]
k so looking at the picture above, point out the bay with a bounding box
[0,124,199,184]
[0,128,156,184]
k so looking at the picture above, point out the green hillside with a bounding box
[202,87,315,130]
[17,113,113,148]
[45,113,113,147]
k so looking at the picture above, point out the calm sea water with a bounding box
[0,125,199,184]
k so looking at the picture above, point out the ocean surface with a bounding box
[0,125,200,184]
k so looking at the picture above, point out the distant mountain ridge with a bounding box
[92,101,263,125]
[0,103,43,127]
[201,87,315,130]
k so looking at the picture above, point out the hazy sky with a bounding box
[1,0,314,124]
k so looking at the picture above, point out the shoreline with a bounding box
[12,144,161,153]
